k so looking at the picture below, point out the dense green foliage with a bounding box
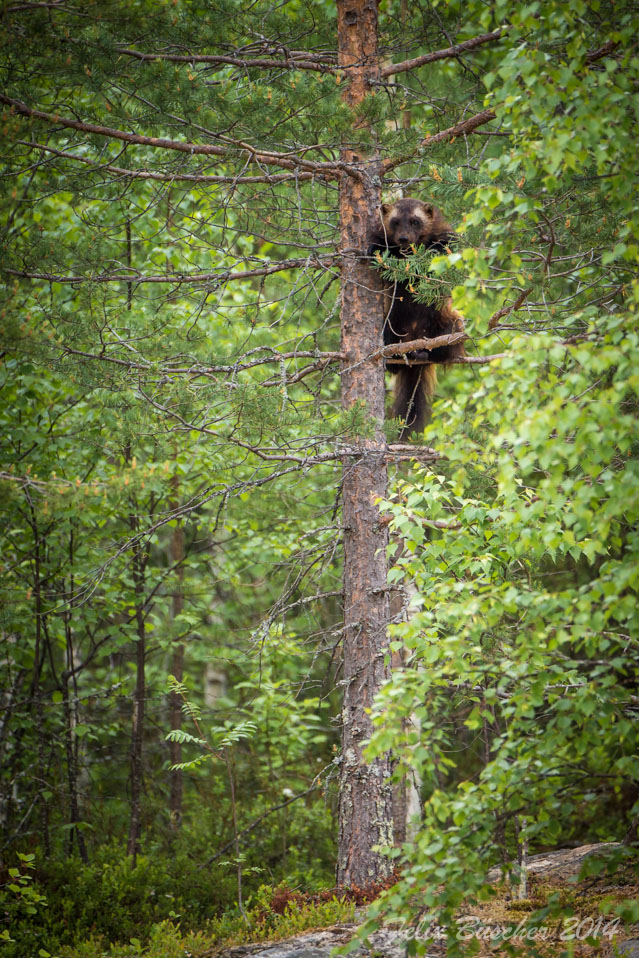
[1,3,348,953]
[1,0,638,955]
[361,1,639,953]
[2,848,354,957]
[366,322,639,952]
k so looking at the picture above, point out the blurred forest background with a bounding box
[1,0,638,955]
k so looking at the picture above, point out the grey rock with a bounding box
[487,842,621,882]
[252,949,330,958]
[215,923,442,958]
[215,925,355,958]
[617,940,639,958]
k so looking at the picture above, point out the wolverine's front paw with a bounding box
[386,348,431,366]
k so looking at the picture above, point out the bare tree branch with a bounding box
[116,28,509,78]
[385,442,442,461]
[14,140,320,184]
[0,94,344,176]
[382,108,499,173]
[56,345,344,376]
[207,770,331,862]
[116,47,336,73]
[585,40,620,64]
[488,287,533,329]
[381,28,507,77]
[421,108,499,146]
[4,256,338,286]
[386,352,508,365]
[375,331,468,359]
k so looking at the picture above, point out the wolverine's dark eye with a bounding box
[410,217,420,227]
[389,219,399,230]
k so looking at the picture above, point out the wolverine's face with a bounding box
[381,199,434,251]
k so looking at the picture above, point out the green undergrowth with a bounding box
[2,863,358,958]
[57,890,356,958]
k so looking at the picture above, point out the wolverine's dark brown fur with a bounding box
[369,198,465,439]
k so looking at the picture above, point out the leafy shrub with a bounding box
[363,322,639,954]
[2,838,353,958]
[2,845,238,958]
[0,853,48,951]
[57,893,355,958]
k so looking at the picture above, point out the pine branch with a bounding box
[4,256,338,286]
[386,353,508,365]
[382,108,499,172]
[375,331,467,359]
[0,94,344,177]
[488,287,533,329]
[5,2,68,10]
[55,346,344,377]
[385,443,442,461]
[585,40,620,64]
[378,333,507,366]
[422,108,499,146]
[16,140,320,184]
[116,48,336,73]
[381,28,507,77]
[261,358,340,386]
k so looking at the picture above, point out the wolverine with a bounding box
[369,198,465,439]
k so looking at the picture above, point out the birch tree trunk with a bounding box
[337,0,394,887]
[127,519,146,863]
[168,475,184,830]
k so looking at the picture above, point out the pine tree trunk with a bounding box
[337,0,394,887]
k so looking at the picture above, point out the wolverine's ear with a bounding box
[422,203,434,216]
[381,202,390,216]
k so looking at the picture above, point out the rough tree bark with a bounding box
[337,0,394,887]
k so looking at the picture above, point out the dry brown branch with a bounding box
[0,94,343,176]
[381,28,507,77]
[488,287,533,329]
[261,358,339,387]
[585,40,620,63]
[15,140,320,184]
[56,346,343,377]
[116,48,335,73]
[382,108,499,172]
[420,108,498,147]
[208,765,335,862]
[375,334,508,366]
[5,256,338,286]
[375,331,467,359]
[386,442,442,461]
[386,353,508,365]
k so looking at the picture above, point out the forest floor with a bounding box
[212,843,639,958]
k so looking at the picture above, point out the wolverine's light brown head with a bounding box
[380,198,450,252]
